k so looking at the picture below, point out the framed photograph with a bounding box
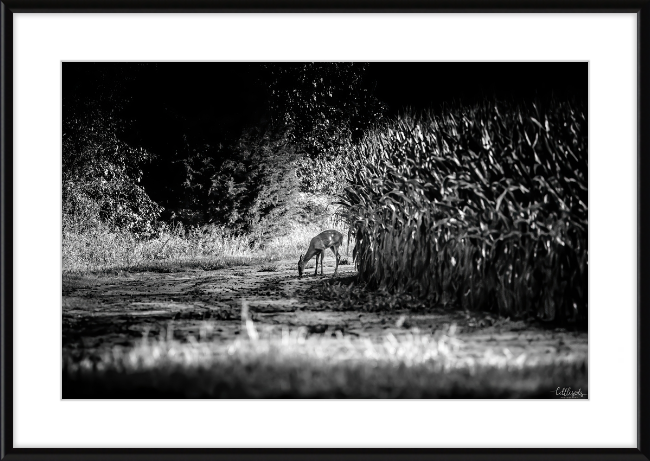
[1,1,646,460]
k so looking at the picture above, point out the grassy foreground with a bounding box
[63,327,587,399]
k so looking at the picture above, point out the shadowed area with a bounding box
[63,258,587,399]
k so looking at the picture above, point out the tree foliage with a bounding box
[63,64,162,237]
[208,129,301,241]
[157,137,219,226]
[264,63,386,194]
[61,63,389,237]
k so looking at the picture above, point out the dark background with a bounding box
[63,61,587,151]
[62,62,587,225]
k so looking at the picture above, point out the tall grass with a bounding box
[63,325,587,398]
[339,99,587,325]
[62,212,347,274]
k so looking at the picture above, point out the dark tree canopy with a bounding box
[62,62,587,235]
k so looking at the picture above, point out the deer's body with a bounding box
[298,230,343,278]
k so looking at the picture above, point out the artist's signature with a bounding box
[552,387,588,399]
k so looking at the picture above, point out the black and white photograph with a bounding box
[62,62,588,399]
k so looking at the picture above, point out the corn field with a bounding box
[339,99,587,325]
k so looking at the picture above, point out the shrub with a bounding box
[63,108,162,237]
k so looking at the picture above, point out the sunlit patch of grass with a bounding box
[63,326,587,399]
[62,217,350,275]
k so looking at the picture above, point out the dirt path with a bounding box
[63,259,587,368]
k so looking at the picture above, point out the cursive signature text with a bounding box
[553,387,587,398]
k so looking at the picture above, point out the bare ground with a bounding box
[62,258,588,398]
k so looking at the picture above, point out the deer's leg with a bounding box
[332,245,340,276]
[314,253,319,276]
[320,251,324,275]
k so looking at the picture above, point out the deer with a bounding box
[298,230,343,278]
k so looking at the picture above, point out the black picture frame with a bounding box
[1,1,647,460]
